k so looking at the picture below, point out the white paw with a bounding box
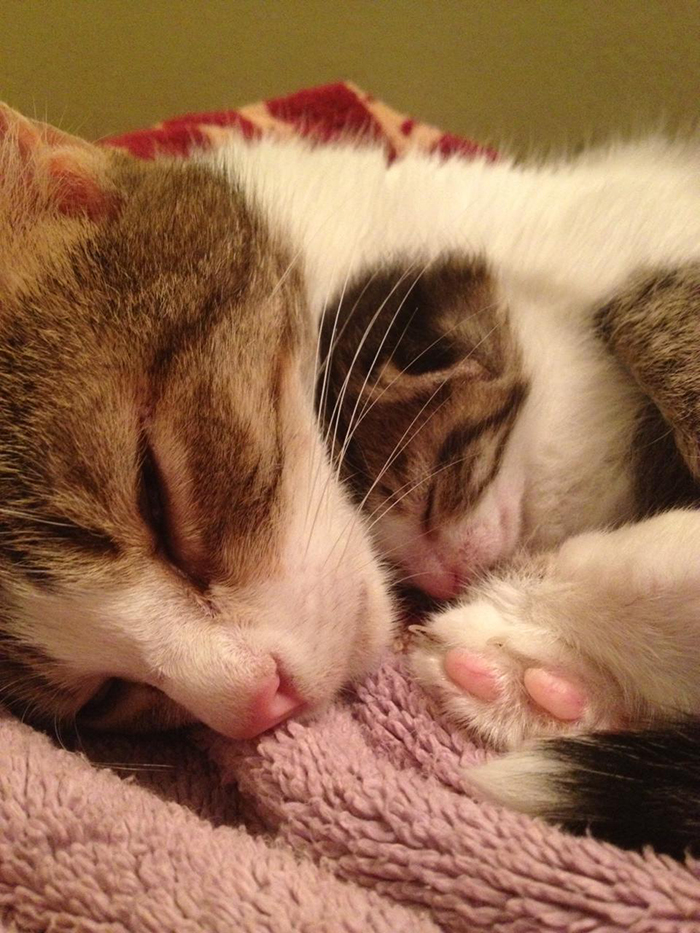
[410,575,626,749]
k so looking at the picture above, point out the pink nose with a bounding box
[417,563,464,600]
[237,670,305,739]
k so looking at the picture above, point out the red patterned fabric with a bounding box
[103,81,497,163]
[266,83,383,141]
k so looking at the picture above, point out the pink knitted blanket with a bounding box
[2,84,700,932]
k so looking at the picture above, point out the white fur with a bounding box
[212,136,700,313]
[15,133,700,742]
[465,748,569,816]
[209,137,700,750]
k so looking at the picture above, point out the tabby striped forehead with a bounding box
[0,153,307,594]
[318,256,528,524]
[0,151,313,721]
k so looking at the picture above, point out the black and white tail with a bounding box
[470,721,700,859]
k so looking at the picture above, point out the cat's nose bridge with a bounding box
[143,618,308,738]
[235,666,305,739]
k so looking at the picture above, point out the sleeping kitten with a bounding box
[317,210,700,853]
[0,105,395,739]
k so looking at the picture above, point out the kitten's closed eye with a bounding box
[78,677,126,721]
[138,441,169,547]
[77,677,195,733]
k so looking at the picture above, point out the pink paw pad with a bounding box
[443,650,501,702]
[523,668,587,721]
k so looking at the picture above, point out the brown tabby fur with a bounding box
[1,151,306,723]
[597,264,700,483]
[318,259,528,549]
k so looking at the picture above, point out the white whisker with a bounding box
[330,263,429,483]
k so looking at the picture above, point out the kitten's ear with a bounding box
[341,257,509,404]
[362,353,487,403]
[0,103,114,221]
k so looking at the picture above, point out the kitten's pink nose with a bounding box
[236,670,305,739]
[419,566,464,600]
[400,539,467,600]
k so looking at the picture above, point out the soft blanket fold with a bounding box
[2,82,699,932]
[206,656,700,933]
[0,710,438,932]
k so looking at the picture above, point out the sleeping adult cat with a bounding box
[0,104,395,739]
[3,103,700,855]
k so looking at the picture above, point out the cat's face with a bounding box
[319,259,529,599]
[0,105,393,737]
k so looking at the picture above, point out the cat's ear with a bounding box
[355,257,510,403]
[361,353,488,403]
[0,103,114,221]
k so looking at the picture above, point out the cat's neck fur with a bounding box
[211,136,700,546]
[209,137,700,320]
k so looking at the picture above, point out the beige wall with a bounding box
[2,1,699,152]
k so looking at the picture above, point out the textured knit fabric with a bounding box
[2,83,699,932]
[0,709,438,932]
[209,656,700,932]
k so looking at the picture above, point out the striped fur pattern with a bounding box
[318,258,528,596]
[0,104,394,736]
[597,264,700,483]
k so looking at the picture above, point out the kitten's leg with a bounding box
[411,509,700,749]
[597,264,700,480]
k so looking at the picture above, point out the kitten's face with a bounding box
[0,106,393,737]
[319,260,529,599]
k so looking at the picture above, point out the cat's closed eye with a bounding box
[138,440,170,551]
[78,676,126,721]
[137,437,210,592]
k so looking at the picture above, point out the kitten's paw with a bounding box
[410,582,625,749]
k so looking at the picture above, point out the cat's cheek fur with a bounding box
[251,445,396,705]
[10,443,394,738]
